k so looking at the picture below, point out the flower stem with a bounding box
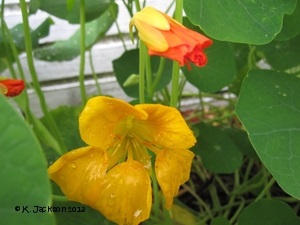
[134,0,141,12]
[19,0,66,153]
[139,42,146,103]
[145,53,153,98]
[170,63,180,107]
[88,50,102,95]
[255,177,276,201]
[152,57,166,92]
[79,0,87,104]
[170,0,183,108]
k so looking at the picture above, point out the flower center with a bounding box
[106,116,151,170]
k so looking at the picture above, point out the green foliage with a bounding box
[40,106,85,156]
[238,199,300,225]
[52,201,114,225]
[182,40,237,93]
[184,0,297,44]
[29,0,113,24]
[0,17,53,71]
[2,0,300,224]
[193,123,243,173]
[34,2,117,61]
[0,95,55,225]
[113,49,173,98]
[236,70,300,199]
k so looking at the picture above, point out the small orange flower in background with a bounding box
[130,6,213,68]
[0,77,25,97]
[48,96,196,225]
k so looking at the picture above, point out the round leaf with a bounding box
[184,0,297,44]
[210,217,231,225]
[0,95,55,225]
[275,0,300,41]
[193,123,243,173]
[238,199,300,225]
[236,70,300,198]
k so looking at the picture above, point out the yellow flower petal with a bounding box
[48,146,108,206]
[0,83,8,95]
[133,6,170,31]
[93,161,152,225]
[129,7,170,52]
[155,148,195,209]
[133,19,169,52]
[135,104,196,150]
[80,96,148,149]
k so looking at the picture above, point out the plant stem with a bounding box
[19,0,66,153]
[152,57,166,91]
[255,177,276,201]
[170,0,183,108]
[111,5,127,51]
[79,0,87,104]
[52,194,69,202]
[134,0,141,12]
[88,50,102,95]
[151,166,160,220]
[145,53,153,98]
[139,42,146,103]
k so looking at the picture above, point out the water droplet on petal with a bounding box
[71,162,77,169]
[134,209,142,218]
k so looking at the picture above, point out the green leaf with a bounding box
[184,0,297,44]
[113,49,172,98]
[210,216,231,225]
[30,0,113,24]
[40,106,85,152]
[193,123,243,173]
[257,33,300,71]
[123,74,140,87]
[53,200,114,225]
[275,0,300,41]
[228,43,250,95]
[34,3,117,61]
[0,95,55,225]
[0,17,53,58]
[66,0,76,11]
[238,199,300,225]
[236,70,300,198]
[224,128,259,160]
[182,40,236,93]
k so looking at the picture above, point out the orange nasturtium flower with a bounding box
[129,6,213,67]
[0,77,25,97]
[48,96,196,225]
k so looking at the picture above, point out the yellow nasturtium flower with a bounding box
[48,96,196,225]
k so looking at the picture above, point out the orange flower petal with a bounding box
[135,104,196,150]
[93,161,152,225]
[79,96,148,149]
[131,6,213,67]
[155,149,195,209]
[0,79,25,97]
[48,146,108,206]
